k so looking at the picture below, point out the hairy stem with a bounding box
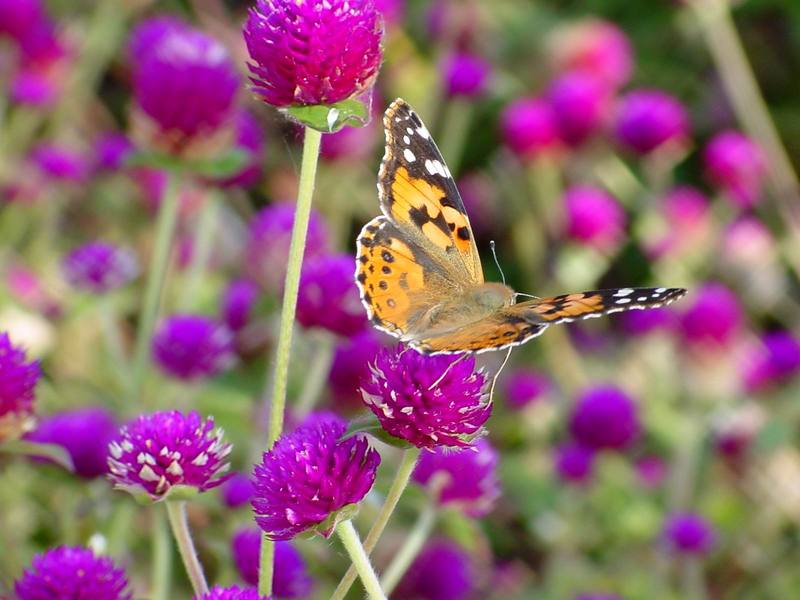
[165,501,208,597]
[336,520,388,600]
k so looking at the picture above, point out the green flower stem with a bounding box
[152,509,172,600]
[380,500,438,594]
[336,520,388,600]
[131,173,181,405]
[258,126,322,597]
[180,191,220,312]
[681,556,709,600]
[165,501,209,598]
[294,331,336,418]
[100,297,131,396]
[330,447,421,600]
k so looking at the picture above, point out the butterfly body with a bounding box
[355,98,687,355]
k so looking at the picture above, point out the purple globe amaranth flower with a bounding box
[152,315,235,381]
[232,528,313,597]
[11,70,58,107]
[615,89,690,155]
[245,202,330,293]
[503,369,550,409]
[680,283,742,348]
[662,512,715,555]
[443,51,491,98]
[217,109,266,188]
[0,0,44,41]
[0,332,40,443]
[30,143,89,182]
[108,410,232,502]
[548,71,610,146]
[244,0,383,108]
[413,437,500,517]
[130,18,239,153]
[500,97,560,159]
[220,472,255,508]
[620,307,676,336]
[563,185,626,250]
[394,540,475,600]
[297,253,367,337]
[554,442,595,484]
[197,586,269,600]
[360,346,490,449]
[251,414,380,540]
[221,279,260,332]
[62,242,139,294]
[704,130,767,208]
[570,386,640,451]
[15,546,131,600]
[94,133,135,171]
[26,407,118,478]
[329,330,385,411]
[743,331,800,392]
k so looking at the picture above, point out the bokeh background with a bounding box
[1,0,800,599]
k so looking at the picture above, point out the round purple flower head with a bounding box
[615,89,689,155]
[0,332,40,443]
[297,253,367,337]
[564,185,625,250]
[11,70,58,107]
[15,545,131,600]
[0,0,43,41]
[197,586,269,600]
[220,472,255,508]
[232,528,313,597]
[443,51,491,98]
[570,386,640,451]
[548,71,609,146]
[62,242,139,294]
[329,330,385,411]
[413,437,500,517]
[503,369,550,409]
[252,413,380,540]
[620,307,676,336]
[108,410,232,502]
[360,346,490,449]
[394,539,475,600]
[152,315,235,381]
[704,130,767,208]
[680,283,742,348]
[26,407,117,478]
[217,109,266,188]
[94,133,135,171]
[221,279,260,332]
[244,0,384,108]
[743,331,800,392]
[500,97,560,159]
[662,512,715,555]
[31,143,88,182]
[554,442,595,485]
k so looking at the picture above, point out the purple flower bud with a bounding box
[10,70,58,106]
[360,346,490,448]
[548,72,610,146]
[615,89,689,155]
[743,331,800,392]
[0,0,44,41]
[0,332,40,443]
[15,546,131,600]
[662,512,715,555]
[443,52,491,98]
[635,455,668,489]
[108,410,232,501]
[18,18,67,66]
[128,16,187,60]
[62,242,139,294]
[413,438,500,517]
[563,185,625,250]
[679,283,742,348]
[620,307,676,336]
[220,472,255,508]
[503,369,550,409]
[569,386,640,451]
[232,528,313,597]
[217,109,266,188]
[94,133,135,172]
[554,442,595,484]
[394,540,475,600]
[297,253,367,337]
[329,330,385,411]
[26,407,118,478]
[30,143,89,182]
[221,279,260,332]
[500,97,560,159]
[152,315,235,381]
[251,414,380,540]
[704,130,767,208]
[244,0,383,108]
[197,586,268,600]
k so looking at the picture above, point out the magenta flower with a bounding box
[679,283,742,348]
[0,0,44,42]
[620,307,676,336]
[360,346,490,448]
[704,130,767,208]
[220,279,260,332]
[152,315,235,381]
[394,540,475,600]
[31,143,89,182]
[220,472,255,508]
[26,407,118,478]
[443,51,491,98]
[108,410,232,502]
[554,442,595,484]
[548,72,610,146]
[11,70,58,107]
[329,330,385,411]
[648,186,710,258]
[569,386,640,451]
[662,512,715,555]
[721,216,775,267]
[232,528,313,597]
[503,369,550,409]
[62,242,139,294]
[615,89,689,155]
[297,253,367,337]
[0,332,40,443]
[15,546,131,600]
[500,97,560,158]
[251,414,380,540]
[244,0,383,108]
[197,586,268,600]
[94,133,134,171]
[216,109,266,188]
[413,438,500,517]
[563,185,626,250]
[743,331,800,392]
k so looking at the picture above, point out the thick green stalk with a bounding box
[257,534,275,598]
[165,501,209,597]
[336,520,388,600]
[151,509,172,600]
[380,500,438,594]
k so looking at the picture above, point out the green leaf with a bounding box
[340,414,414,449]
[285,98,370,133]
[0,439,74,472]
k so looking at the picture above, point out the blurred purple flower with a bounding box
[197,586,268,600]
[704,130,767,208]
[329,329,385,411]
[648,186,710,258]
[244,0,383,108]
[500,97,560,159]
[620,307,676,336]
[31,143,88,182]
[503,369,550,409]
[128,16,187,60]
[26,407,117,478]
[570,386,640,451]
[0,332,40,443]
[62,242,139,294]
[375,0,405,25]
[10,70,57,106]
[297,253,367,337]
[554,442,595,484]
[251,414,380,540]
[721,216,775,267]
[393,540,475,600]
[360,346,490,448]
[94,133,135,171]
[615,89,689,155]
[232,528,313,597]
[680,283,742,348]
[662,512,715,555]
[221,279,260,332]
[15,546,131,600]
[443,52,491,98]
[152,315,235,381]
[0,0,44,41]
[563,185,625,250]
[548,72,610,146]
[217,109,266,188]
[634,455,668,489]
[220,472,255,508]
[17,18,67,67]
[743,331,800,392]
[108,410,232,501]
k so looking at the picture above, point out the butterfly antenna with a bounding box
[514,292,541,301]
[488,347,513,404]
[490,241,505,285]
[427,353,467,391]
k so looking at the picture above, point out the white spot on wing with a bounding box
[614,288,634,297]
[403,148,416,163]
[403,135,411,144]
[416,125,430,139]
[616,298,631,304]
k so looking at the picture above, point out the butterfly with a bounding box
[355,98,687,355]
